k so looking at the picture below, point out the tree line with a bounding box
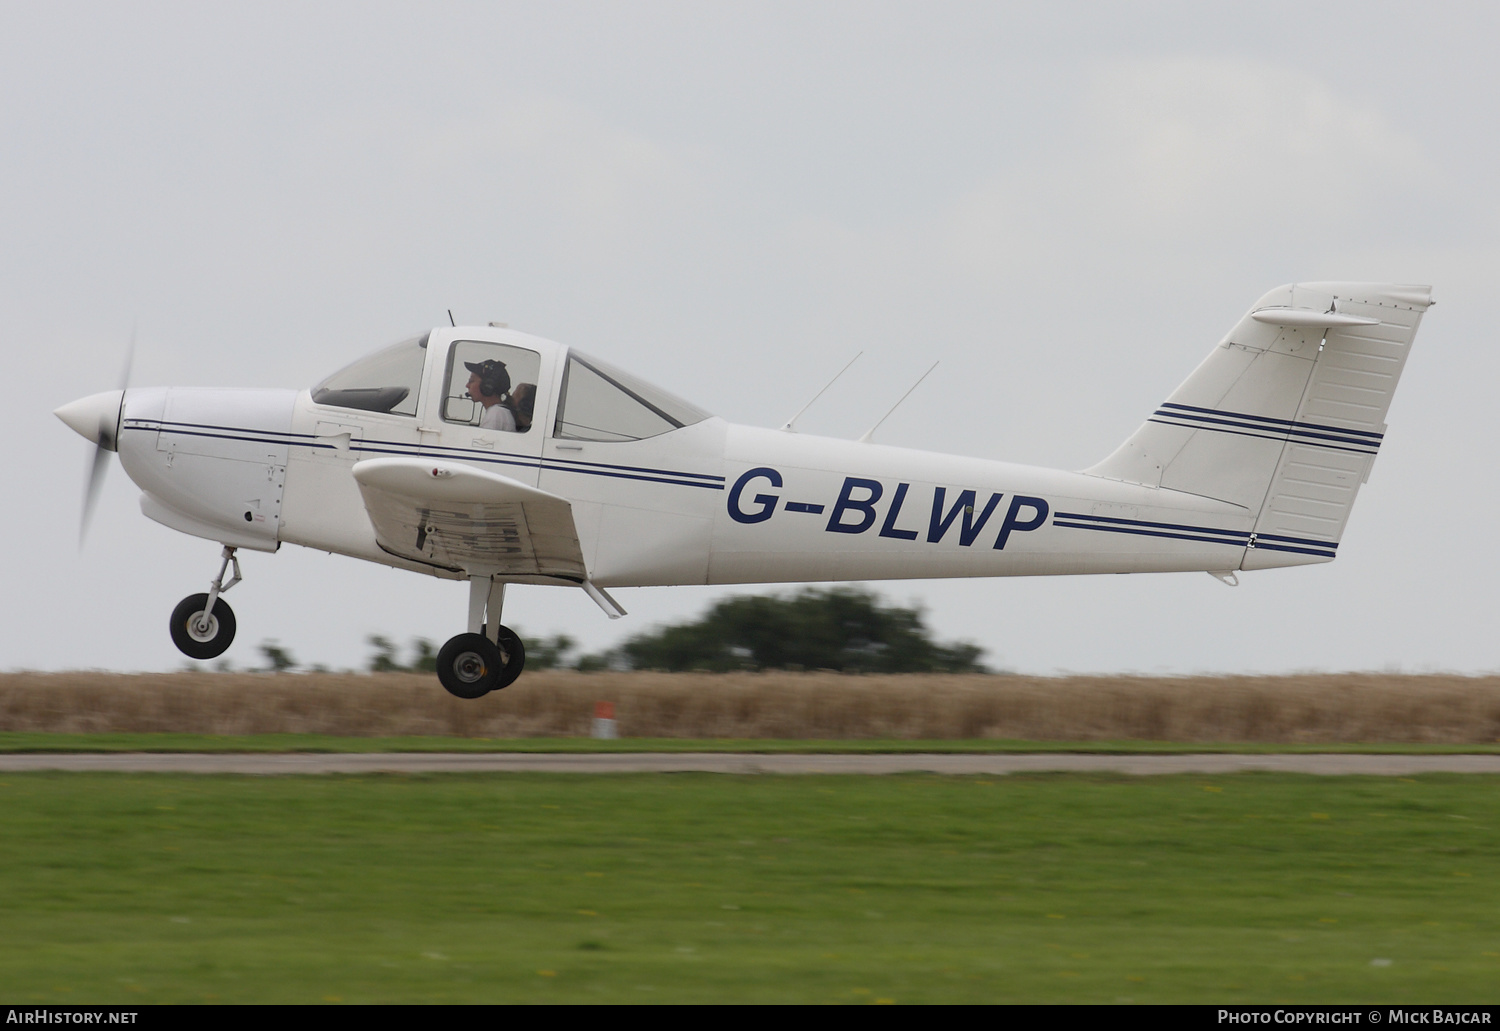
[365,587,989,674]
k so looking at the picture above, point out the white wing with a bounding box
[351,457,586,579]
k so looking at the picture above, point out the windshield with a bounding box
[554,351,710,442]
[311,334,428,416]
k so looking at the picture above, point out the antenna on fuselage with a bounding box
[447,309,456,327]
[779,351,862,432]
[857,360,939,444]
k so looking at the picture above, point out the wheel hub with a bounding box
[188,613,218,642]
[453,651,488,683]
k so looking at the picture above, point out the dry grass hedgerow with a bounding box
[3,671,1500,742]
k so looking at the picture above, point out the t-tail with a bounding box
[1085,282,1433,569]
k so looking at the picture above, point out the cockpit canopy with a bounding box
[554,351,709,442]
[311,334,427,415]
[310,331,711,442]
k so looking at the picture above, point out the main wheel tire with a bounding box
[169,593,237,660]
[436,633,503,699]
[492,625,527,691]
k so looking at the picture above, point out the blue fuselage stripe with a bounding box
[1054,511,1248,538]
[1051,521,1248,548]
[1251,542,1338,557]
[1053,510,1337,555]
[124,421,725,491]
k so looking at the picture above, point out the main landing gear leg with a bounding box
[435,576,526,699]
[169,546,241,660]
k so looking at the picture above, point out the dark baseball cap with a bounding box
[463,359,510,393]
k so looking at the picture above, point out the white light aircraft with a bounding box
[56,282,1431,696]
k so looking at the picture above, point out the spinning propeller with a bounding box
[53,330,134,544]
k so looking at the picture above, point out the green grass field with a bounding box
[2,772,1498,1003]
[4,732,1500,754]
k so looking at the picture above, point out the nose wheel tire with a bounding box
[169,593,237,660]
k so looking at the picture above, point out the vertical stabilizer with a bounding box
[1085,282,1432,568]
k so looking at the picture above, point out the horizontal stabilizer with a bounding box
[1249,309,1380,329]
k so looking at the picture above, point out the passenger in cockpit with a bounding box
[464,359,517,432]
[510,383,536,432]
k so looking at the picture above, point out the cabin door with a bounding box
[421,337,548,488]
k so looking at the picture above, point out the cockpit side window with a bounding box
[553,352,710,442]
[441,341,543,432]
[311,334,428,416]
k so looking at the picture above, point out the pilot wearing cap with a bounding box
[464,359,517,432]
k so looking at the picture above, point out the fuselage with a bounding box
[50,280,1435,699]
[55,283,1430,693]
[100,323,1312,590]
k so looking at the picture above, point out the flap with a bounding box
[351,457,587,579]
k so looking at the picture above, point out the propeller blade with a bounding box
[77,328,135,546]
[117,325,135,391]
[80,441,112,545]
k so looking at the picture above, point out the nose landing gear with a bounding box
[170,546,241,660]
[436,576,525,699]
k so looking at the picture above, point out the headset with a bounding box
[467,359,510,399]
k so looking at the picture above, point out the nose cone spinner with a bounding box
[55,390,125,450]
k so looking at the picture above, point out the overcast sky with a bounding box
[5,2,1497,675]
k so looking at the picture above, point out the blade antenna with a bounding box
[448,309,456,327]
[780,351,862,432]
[857,360,939,444]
